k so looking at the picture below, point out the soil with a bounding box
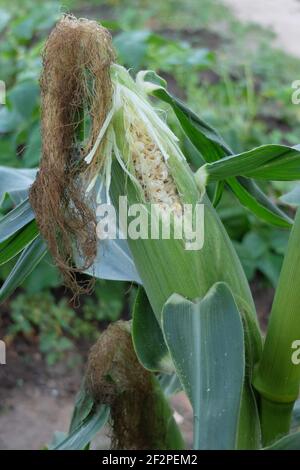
[223,0,300,58]
[0,336,194,449]
[0,339,85,450]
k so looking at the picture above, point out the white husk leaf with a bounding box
[85,65,187,212]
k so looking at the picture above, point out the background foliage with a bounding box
[0,0,300,364]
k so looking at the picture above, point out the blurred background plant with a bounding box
[0,0,300,365]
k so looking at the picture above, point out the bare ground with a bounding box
[0,337,193,449]
[223,0,300,58]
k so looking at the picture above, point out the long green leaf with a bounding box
[0,235,47,304]
[68,385,94,434]
[228,178,293,228]
[150,81,291,228]
[162,282,245,450]
[0,220,39,265]
[201,144,300,182]
[0,197,35,243]
[132,287,171,372]
[153,87,230,161]
[53,404,110,450]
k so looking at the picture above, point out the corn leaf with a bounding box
[162,282,245,450]
[0,220,39,265]
[132,287,170,372]
[153,87,230,161]
[212,180,225,207]
[0,235,47,304]
[52,404,109,450]
[201,144,300,182]
[228,178,293,228]
[68,385,95,434]
[150,83,292,228]
[0,197,35,243]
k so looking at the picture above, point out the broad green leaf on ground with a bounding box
[0,198,35,243]
[0,9,10,33]
[162,282,245,450]
[200,145,300,182]
[132,287,171,372]
[11,3,59,41]
[8,81,39,120]
[114,30,152,70]
[23,123,41,167]
[52,404,109,450]
[0,235,47,304]
[234,232,283,287]
[0,107,22,133]
[256,252,282,288]
[265,432,300,450]
[0,219,39,265]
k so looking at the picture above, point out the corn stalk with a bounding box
[253,207,300,445]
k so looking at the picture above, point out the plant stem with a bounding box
[259,398,294,446]
[253,208,300,446]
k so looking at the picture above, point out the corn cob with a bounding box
[85,65,263,448]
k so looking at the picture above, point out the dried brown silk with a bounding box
[29,16,115,296]
[85,322,166,450]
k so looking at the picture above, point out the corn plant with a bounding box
[0,17,300,450]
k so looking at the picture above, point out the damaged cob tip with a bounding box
[84,64,194,219]
[129,115,183,215]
